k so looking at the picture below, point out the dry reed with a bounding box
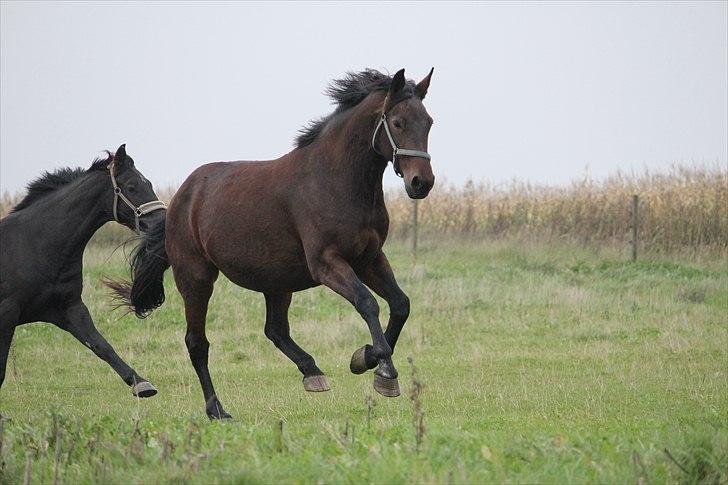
[387,164,727,254]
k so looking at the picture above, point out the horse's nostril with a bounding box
[411,176,422,189]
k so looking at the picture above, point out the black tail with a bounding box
[106,217,170,318]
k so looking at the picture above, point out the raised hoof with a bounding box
[303,375,331,392]
[373,374,400,398]
[131,381,158,398]
[349,346,369,375]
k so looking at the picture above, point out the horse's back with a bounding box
[167,159,284,237]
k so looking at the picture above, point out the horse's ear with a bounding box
[114,144,127,166]
[415,67,434,100]
[389,68,406,96]
[384,69,407,111]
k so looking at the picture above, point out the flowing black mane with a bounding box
[295,69,415,149]
[11,152,113,213]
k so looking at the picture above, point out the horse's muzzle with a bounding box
[406,174,434,199]
[137,210,166,234]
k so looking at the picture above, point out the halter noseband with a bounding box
[107,160,166,233]
[371,112,431,178]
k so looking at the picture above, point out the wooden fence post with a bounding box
[631,194,639,261]
[411,199,419,255]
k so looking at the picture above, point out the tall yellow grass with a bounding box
[2,164,725,253]
[387,164,727,253]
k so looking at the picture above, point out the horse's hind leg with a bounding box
[264,292,329,392]
[174,263,230,420]
[0,300,19,389]
[57,301,157,397]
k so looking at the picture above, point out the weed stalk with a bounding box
[408,356,426,453]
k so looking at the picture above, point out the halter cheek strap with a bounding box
[107,161,167,233]
[372,113,431,178]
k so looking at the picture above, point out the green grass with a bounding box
[1,238,726,484]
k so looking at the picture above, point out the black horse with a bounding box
[0,145,166,398]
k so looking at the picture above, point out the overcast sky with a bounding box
[1,1,726,194]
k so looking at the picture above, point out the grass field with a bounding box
[1,238,726,483]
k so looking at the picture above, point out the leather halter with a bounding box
[372,112,431,178]
[107,160,166,233]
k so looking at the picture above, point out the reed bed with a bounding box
[2,164,725,254]
[387,164,727,254]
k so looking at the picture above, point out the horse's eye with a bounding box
[127,185,137,195]
[393,119,403,129]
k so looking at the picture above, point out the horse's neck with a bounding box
[40,172,111,260]
[313,103,389,206]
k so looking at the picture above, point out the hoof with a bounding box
[350,346,369,375]
[303,375,330,392]
[206,397,232,420]
[373,374,400,398]
[131,381,158,398]
[207,408,232,421]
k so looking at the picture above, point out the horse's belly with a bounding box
[208,232,317,293]
[218,261,317,293]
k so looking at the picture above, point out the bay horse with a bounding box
[0,145,166,398]
[110,68,435,419]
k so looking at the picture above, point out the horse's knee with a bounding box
[390,293,410,322]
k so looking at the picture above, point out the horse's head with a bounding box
[106,144,166,233]
[373,68,435,199]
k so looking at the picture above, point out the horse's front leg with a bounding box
[307,250,400,397]
[351,251,410,375]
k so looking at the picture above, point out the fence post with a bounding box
[630,194,639,261]
[411,199,418,255]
